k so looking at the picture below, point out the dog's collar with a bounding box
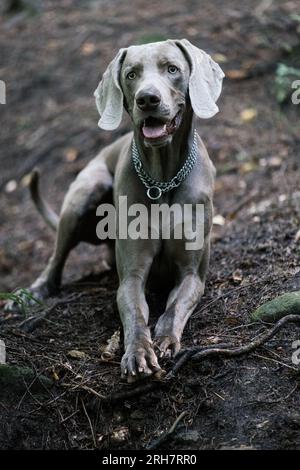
[132,130,198,200]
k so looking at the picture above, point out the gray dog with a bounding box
[7,39,224,382]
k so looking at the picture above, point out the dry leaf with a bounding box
[268,156,282,168]
[224,317,240,326]
[278,194,287,202]
[52,371,60,381]
[212,53,228,63]
[21,173,32,187]
[259,157,282,168]
[257,420,270,429]
[232,269,243,283]
[64,147,79,162]
[17,240,34,251]
[67,350,87,359]
[81,42,96,56]
[207,336,222,344]
[240,161,258,174]
[240,108,258,123]
[227,69,249,80]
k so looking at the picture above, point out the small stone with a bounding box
[130,410,144,420]
[220,444,255,450]
[232,269,243,283]
[5,180,17,193]
[111,426,129,443]
[0,364,53,395]
[175,430,200,444]
[213,214,225,226]
[257,419,269,429]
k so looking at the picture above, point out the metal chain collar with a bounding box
[132,130,198,200]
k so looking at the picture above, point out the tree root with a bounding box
[145,411,188,450]
[107,314,300,402]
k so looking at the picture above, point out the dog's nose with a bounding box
[136,89,161,111]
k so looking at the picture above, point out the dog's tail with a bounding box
[29,169,59,232]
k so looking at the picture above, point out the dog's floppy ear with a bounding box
[174,39,225,119]
[94,48,127,130]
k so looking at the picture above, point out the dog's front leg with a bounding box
[154,242,210,357]
[154,273,204,357]
[116,241,161,382]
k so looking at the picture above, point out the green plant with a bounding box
[274,63,300,104]
[0,288,43,315]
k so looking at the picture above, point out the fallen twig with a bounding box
[103,381,159,403]
[101,329,120,361]
[146,411,188,450]
[225,189,260,220]
[105,314,300,402]
[81,399,97,448]
[175,314,300,370]
[192,273,289,318]
[62,382,105,399]
[167,342,234,378]
[18,293,84,333]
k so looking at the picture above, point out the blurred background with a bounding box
[0,0,300,289]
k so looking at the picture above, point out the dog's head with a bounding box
[94,39,224,148]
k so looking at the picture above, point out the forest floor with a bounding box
[0,0,300,450]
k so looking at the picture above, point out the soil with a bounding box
[0,0,300,450]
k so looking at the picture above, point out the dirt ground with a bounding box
[0,0,300,450]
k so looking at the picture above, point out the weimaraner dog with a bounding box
[7,39,224,382]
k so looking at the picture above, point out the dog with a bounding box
[6,39,224,382]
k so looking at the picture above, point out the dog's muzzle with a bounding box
[141,111,183,142]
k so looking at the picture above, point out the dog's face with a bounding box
[120,42,190,147]
[94,39,225,148]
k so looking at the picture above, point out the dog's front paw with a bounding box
[154,334,181,358]
[121,338,161,383]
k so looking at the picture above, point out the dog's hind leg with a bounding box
[5,160,113,311]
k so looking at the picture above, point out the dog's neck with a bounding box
[133,108,195,182]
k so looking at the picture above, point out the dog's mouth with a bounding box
[141,111,182,141]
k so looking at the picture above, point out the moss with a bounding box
[0,364,53,395]
[251,291,300,322]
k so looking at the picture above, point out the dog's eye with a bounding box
[168,65,178,74]
[127,71,136,80]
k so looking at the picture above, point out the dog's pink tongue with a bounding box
[142,123,166,139]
